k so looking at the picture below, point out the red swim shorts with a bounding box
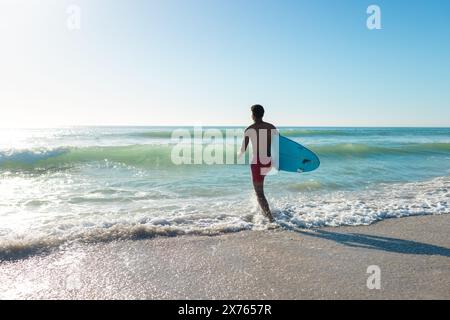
[251,161,272,183]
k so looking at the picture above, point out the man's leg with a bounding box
[253,181,274,222]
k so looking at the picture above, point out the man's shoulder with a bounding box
[244,122,277,131]
[262,122,277,130]
[245,124,255,131]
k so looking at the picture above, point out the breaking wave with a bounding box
[1,142,449,170]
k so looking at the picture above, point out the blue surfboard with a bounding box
[272,135,320,173]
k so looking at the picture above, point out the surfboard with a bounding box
[272,135,320,173]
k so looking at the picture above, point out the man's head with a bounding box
[251,104,265,121]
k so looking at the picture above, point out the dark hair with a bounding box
[251,104,265,119]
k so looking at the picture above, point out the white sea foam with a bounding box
[0,175,448,260]
[272,175,449,228]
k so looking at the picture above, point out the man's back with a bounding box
[245,121,277,163]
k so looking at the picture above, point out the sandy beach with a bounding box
[1,214,449,300]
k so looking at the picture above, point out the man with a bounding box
[240,105,278,222]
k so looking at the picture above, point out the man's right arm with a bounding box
[240,128,250,154]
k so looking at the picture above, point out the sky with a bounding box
[0,0,449,127]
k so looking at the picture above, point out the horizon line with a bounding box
[1,124,450,129]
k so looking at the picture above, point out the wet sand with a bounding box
[1,214,449,299]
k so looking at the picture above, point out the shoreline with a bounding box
[1,214,449,299]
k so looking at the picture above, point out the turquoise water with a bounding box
[0,127,449,257]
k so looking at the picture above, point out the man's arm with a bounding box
[240,134,249,153]
[239,128,250,157]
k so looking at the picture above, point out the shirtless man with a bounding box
[240,105,278,222]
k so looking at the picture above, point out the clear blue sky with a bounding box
[1,0,449,127]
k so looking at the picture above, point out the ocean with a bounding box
[0,127,449,257]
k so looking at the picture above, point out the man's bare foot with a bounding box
[264,211,274,223]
